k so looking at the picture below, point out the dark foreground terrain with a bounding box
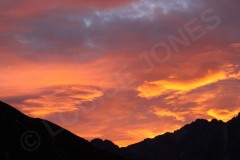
[1,101,240,160]
[92,113,240,160]
[0,101,126,160]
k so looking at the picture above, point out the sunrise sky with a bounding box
[1,0,240,147]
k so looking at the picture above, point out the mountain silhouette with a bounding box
[0,101,126,160]
[2,101,240,160]
[92,114,240,160]
[91,138,120,154]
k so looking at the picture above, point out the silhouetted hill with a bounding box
[91,138,120,154]
[0,101,127,160]
[93,114,240,160]
[2,101,240,160]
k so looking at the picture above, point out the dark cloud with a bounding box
[0,0,240,146]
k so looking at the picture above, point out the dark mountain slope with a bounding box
[93,114,240,160]
[91,138,120,154]
[2,100,240,160]
[0,101,127,160]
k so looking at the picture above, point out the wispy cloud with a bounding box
[137,64,240,99]
[1,0,240,147]
[19,86,103,117]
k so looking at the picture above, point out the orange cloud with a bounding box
[137,63,240,100]
[207,109,240,122]
[137,70,227,99]
[1,0,240,148]
[115,125,181,147]
[151,107,187,121]
[20,86,103,117]
[0,57,122,99]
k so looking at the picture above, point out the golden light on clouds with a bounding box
[207,109,240,122]
[20,86,103,117]
[116,125,181,147]
[1,0,240,147]
[137,70,230,99]
[151,107,187,121]
[0,58,119,99]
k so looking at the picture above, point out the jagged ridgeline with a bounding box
[0,101,126,160]
[1,101,240,160]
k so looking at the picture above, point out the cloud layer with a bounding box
[1,0,240,147]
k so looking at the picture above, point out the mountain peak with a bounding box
[237,112,240,118]
[91,139,117,146]
[0,101,126,160]
[0,101,17,112]
[0,101,28,120]
[0,100,10,107]
[91,138,120,153]
[193,118,209,124]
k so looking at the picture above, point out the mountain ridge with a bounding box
[91,113,240,160]
[0,101,127,160]
[1,101,240,160]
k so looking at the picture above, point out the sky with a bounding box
[1,0,240,147]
